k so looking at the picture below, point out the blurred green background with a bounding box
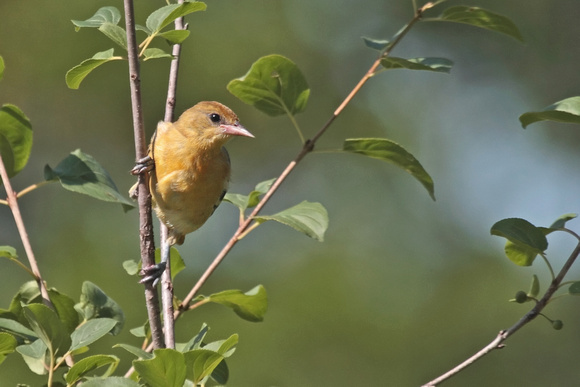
[2,0,580,385]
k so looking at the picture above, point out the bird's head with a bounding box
[176,101,254,148]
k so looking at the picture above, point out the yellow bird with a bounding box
[142,101,254,245]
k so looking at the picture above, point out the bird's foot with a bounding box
[131,155,155,176]
[139,262,167,287]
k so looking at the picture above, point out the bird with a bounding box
[135,101,254,246]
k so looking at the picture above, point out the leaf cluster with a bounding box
[66,2,206,89]
[492,214,580,328]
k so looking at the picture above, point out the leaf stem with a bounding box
[287,111,305,144]
[558,280,577,288]
[539,253,555,281]
[7,256,36,277]
[422,238,580,386]
[16,180,52,199]
[236,222,260,240]
[187,298,209,311]
[122,0,164,350]
[561,227,580,241]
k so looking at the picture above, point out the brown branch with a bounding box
[122,0,164,350]
[0,157,51,306]
[423,239,580,386]
[158,0,188,351]
[174,5,426,319]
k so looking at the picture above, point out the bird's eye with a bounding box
[209,113,221,123]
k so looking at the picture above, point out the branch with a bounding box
[0,156,51,306]
[174,7,426,318]
[122,0,164,350]
[422,239,580,386]
[158,0,188,351]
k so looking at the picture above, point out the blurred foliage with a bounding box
[1,0,580,385]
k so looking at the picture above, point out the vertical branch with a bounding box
[159,0,187,349]
[123,0,164,349]
[0,157,51,306]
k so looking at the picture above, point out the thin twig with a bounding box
[158,0,187,351]
[423,239,580,386]
[160,226,174,348]
[0,157,51,306]
[175,5,426,318]
[122,0,164,350]
[16,180,51,199]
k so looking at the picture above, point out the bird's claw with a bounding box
[139,262,167,286]
[131,155,155,176]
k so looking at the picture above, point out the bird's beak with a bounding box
[221,123,254,138]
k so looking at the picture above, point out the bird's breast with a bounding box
[151,139,231,235]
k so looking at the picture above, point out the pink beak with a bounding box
[221,123,254,138]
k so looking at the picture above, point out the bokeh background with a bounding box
[1,0,580,385]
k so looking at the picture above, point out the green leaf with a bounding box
[520,97,580,128]
[210,358,229,385]
[181,324,209,352]
[48,289,79,335]
[98,23,127,50]
[0,104,33,179]
[223,193,250,212]
[0,332,17,358]
[528,274,540,298]
[380,57,453,73]
[72,6,121,29]
[223,178,276,212]
[343,138,435,200]
[16,338,48,375]
[432,6,524,42]
[155,247,185,280]
[143,48,173,61]
[0,318,36,341]
[568,282,580,295]
[0,246,17,259]
[66,49,123,90]
[136,24,152,35]
[254,201,328,242]
[362,37,390,51]
[114,343,152,360]
[159,29,191,44]
[76,377,141,387]
[65,354,119,384]
[205,285,267,322]
[183,349,223,384]
[0,332,17,365]
[134,348,186,387]
[203,334,238,356]
[122,260,139,276]
[228,54,310,116]
[548,213,577,230]
[44,149,134,211]
[491,218,548,251]
[146,2,207,34]
[70,318,118,352]
[0,56,4,82]
[22,304,71,358]
[75,281,125,335]
[504,241,540,266]
[129,324,147,338]
[491,218,548,266]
